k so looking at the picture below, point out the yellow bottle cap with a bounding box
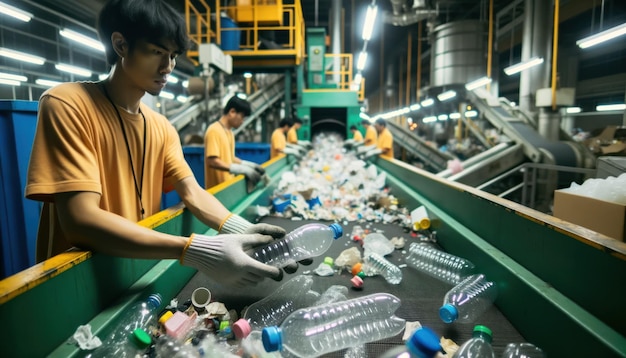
[158,310,174,325]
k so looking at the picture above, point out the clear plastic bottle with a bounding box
[262,293,406,357]
[232,275,320,339]
[89,293,162,357]
[453,325,495,358]
[379,326,442,358]
[252,223,343,268]
[405,243,475,285]
[154,334,200,358]
[362,252,403,284]
[439,274,498,324]
[501,343,545,358]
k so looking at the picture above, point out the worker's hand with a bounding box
[219,214,304,275]
[361,148,383,160]
[230,163,262,184]
[241,160,265,175]
[181,233,281,287]
[283,146,304,159]
[297,140,312,149]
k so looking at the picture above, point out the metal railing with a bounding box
[185,0,214,65]
[477,162,595,212]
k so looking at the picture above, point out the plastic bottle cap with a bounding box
[130,328,152,349]
[407,327,442,357]
[473,325,493,342]
[351,275,364,288]
[323,256,334,267]
[351,263,363,276]
[329,223,343,239]
[439,304,458,323]
[232,318,252,339]
[147,293,162,308]
[158,310,174,325]
[262,326,282,352]
[357,271,366,279]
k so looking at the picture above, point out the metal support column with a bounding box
[331,0,342,85]
[284,69,292,118]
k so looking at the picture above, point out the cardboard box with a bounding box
[553,190,626,241]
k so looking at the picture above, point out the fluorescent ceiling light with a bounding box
[465,110,478,118]
[409,104,421,111]
[0,72,27,82]
[356,52,368,71]
[0,78,20,86]
[407,117,413,124]
[55,63,92,77]
[437,90,457,102]
[0,47,45,65]
[423,116,437,123]
[565,107,581,114]
[176,95,189,103]
[362,5,378,41]
[0,2,33,22]
[243,72,252,78]
[421,98,434,107]
[159,91,175,99]
[577,23,626,49]
[596,104,626,112]
[182,80,189,88]
[36,79,62,87]
[99,74,109,80]
[167,75,179,84]
[59,29,105,52]
[504,57,544,76]
[465,76,492,91]
[354,73,363,85]
[449,112,461,119]
[359,112,370,120]
[438,114,448,121]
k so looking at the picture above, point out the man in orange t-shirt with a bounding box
[374,118,395,159]
[270,118,293,158]
[25,0,293,288]
[350,125,363,142]
[204,96,264,188]
[286,117,302,144]
[363,119,378,146]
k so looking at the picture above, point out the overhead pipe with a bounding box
[384,9,437,26]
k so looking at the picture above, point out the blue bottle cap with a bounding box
[439,304,458,323]
[147,293,162,308]
[262,326,282,352]
[329,223,343,239]
[407,327,441,358]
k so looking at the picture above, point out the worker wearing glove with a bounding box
[283,146,304,160]
[270,118,293,159]
[287,117,303,144]
[205,96,268,190]
[297,140,312,149]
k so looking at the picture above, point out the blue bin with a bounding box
[0,100,40,278]
[220,16,241,51]
[235,143,271,164]
[160,146,205,210]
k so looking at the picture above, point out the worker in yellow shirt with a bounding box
[286,117,302,144]
[270,119,292,158]
[374,118,394,159]
[363,119,378,146]
[350,125,363,142]
[204,96,265,189]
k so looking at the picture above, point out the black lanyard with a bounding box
[101,84,147,219]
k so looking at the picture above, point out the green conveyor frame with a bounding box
[0,155,625,357]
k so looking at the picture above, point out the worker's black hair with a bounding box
[293,117,303,124]
[223,96,252,116]
[97,0,190,66]
[350,125,358,131]
[375,118,387,127]
[279,118,293,127]
[361,119,371,125]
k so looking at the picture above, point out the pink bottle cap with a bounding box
[351,275,364,288]
[232,318,252,339]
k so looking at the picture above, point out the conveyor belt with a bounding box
[176,218,525,357]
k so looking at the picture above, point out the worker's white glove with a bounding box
[286,143,307,155]
[230,163,262,184]
[343,139,355,148]
[362,148,383,160]
[297,140,312,149]
[283,146,303,159]
[181,233,281,287]
[356,145,377,157]
[241,160,265,175]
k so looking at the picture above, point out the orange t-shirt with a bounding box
[25,82,193,261]
[377,127,394,159]
[364,125,378,146]
[204,121,235,188]
[352,130,363,142]
[271,128,286,158]
[287,126,298,144]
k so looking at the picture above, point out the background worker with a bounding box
[204,96,265,189]
[350,124,363,142]
[25,0,293,288]
[374,118,395,159]
[286,117,302,144]
[362,119,378,146]
[270,118,294,159]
